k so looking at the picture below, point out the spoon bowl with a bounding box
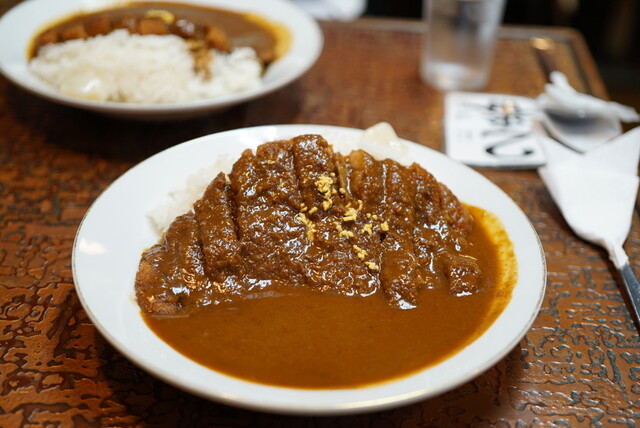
[537,92,621,151]
[530,36,622,151]
[539,108,621,152]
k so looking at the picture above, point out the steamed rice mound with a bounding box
[29,29,263,104]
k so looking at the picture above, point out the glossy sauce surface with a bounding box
[30,2,285,64]
[144,205,516,389]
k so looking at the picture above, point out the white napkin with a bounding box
[537,126,640,269]
[538,72,640,123]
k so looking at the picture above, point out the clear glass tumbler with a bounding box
[420,0,506,91]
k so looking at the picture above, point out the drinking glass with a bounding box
[420,0,506,91]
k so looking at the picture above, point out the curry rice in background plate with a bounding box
[0,0,323,120]
[72,124,546,415]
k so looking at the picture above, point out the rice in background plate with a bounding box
[29,29,263,104]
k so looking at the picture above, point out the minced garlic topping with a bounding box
[365,261,380,271]
[305,173,388,271]
[296,212,316,241]
[334,222,354,238]
[353,245,368,260]
[361,223,373,236]
[343,207,358,222]
[315,174,334,211]
[339,230,354,238]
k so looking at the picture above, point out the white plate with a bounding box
[72,124,546,415]
[0,0,322,120]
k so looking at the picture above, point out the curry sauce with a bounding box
[30,2,288,65]
[135,135,517,388]
[144,206,515,388]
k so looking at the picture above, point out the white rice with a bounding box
[29,29,263,104]
[147,123,410,235]
[147,153,236,233]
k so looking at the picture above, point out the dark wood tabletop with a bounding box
[1,9,639,427]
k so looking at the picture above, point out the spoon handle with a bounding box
[530,36,558,82]
[619,264,640,327]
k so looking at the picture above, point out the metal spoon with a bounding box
[530,36,621,151]
[529,37,597,122]
[620,263,640,328]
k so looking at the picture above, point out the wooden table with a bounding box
[1,12,639,426]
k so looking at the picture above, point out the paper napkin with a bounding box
[537,126,640,268]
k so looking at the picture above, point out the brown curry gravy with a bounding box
[30,2,289,64]
[143,205,516,389]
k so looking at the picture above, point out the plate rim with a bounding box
[71,124,547,415]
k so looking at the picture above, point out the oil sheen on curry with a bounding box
[30,1,287,67]
[135,135,517,389]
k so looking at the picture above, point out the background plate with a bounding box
[0,0,323,120]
